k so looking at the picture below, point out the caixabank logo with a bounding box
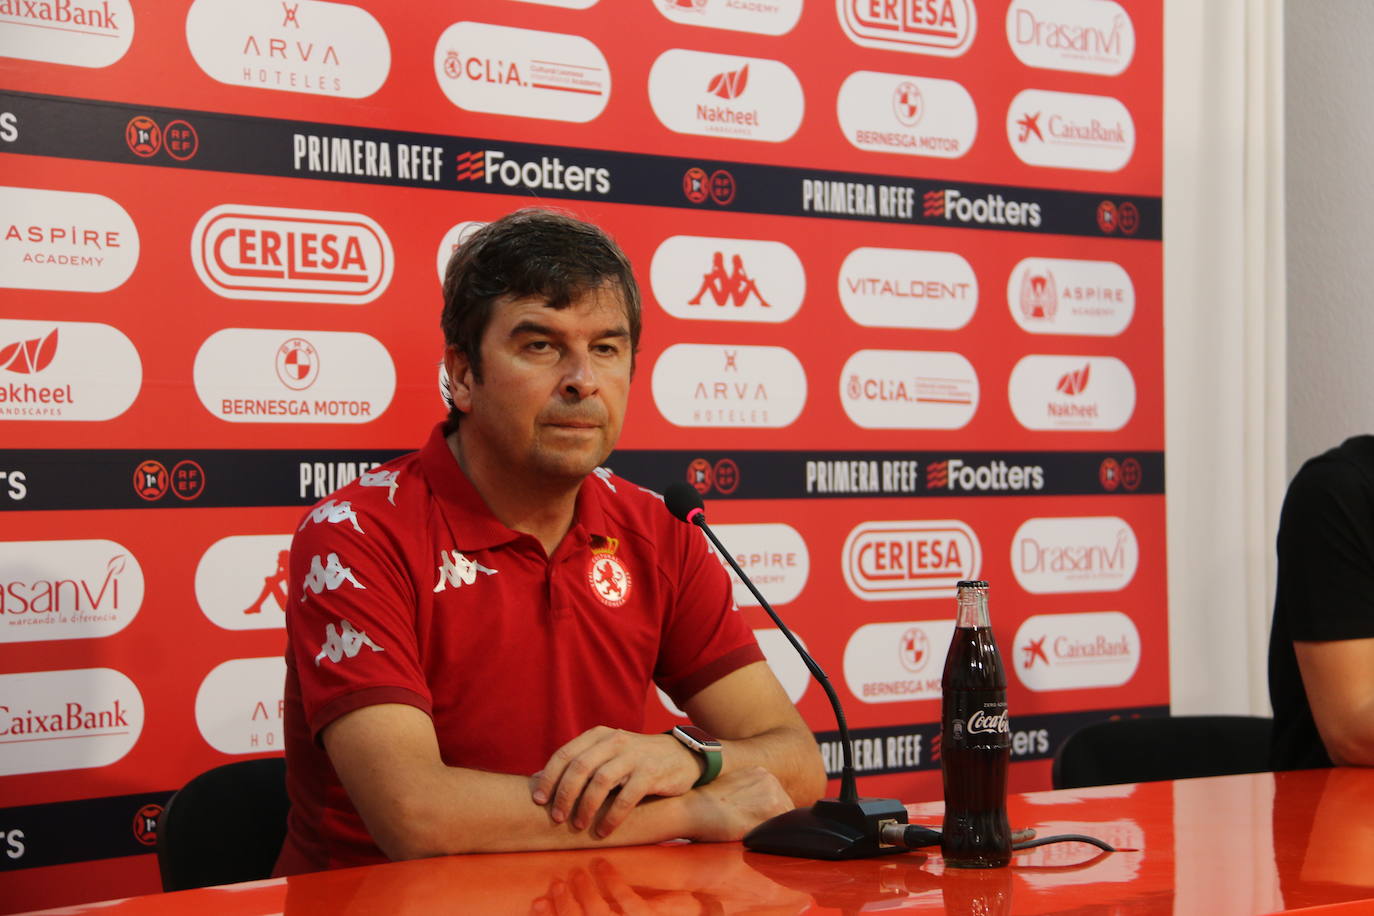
[648,50,803,143]
[454,149,612,195]
[837,0,976,56]
[0,320,141,421]
[191,204,393,304]
[922,187,1042,228]
[1007,89,1135,172]
[650,235,805,324]
[0,667,144,776]
[654,0,802,36]
[0,0,133,67]
[1013,611,1141,692]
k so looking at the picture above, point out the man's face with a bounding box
[447,286,633,485]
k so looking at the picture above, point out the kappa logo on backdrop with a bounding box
[243,550,290,615]
[650,235,805,325]
[0,328,57,374]
[314,619,382,665]
[433,550,497,592]
[300,552,364,599]
[688,252,772,308]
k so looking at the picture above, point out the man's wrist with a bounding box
[667,725,723,787]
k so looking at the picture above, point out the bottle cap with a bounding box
[956,580,989,589]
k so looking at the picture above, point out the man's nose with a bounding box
[561,350,599,399]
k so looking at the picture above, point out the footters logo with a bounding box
[1013,611,1141,691]
[922,188,1041,228]
[454,149,611,195]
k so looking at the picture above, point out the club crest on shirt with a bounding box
[588,537,631,608]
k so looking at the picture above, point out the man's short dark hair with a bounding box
[440,208,641,429]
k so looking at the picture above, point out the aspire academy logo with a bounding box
[654,0,802,35]
[1008,258,1134,336]
[2,186,139,293]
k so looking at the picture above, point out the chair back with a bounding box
[1051,715,1274,790]
[156,756,290,891]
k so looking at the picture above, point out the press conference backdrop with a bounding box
[0,1,1162,910]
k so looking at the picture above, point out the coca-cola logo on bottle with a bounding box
[966,709,1009,735]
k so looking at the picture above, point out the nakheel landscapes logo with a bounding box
[1008,354,1136,431]
[648,49,804,143]
[0,320,142,421]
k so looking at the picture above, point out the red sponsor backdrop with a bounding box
[0,1,1162,910]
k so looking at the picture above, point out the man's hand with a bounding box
[685,766,793,843]
[532,727,702,838]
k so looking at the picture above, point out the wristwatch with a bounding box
[668,724,723,787]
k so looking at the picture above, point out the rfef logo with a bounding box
[1013,611,1141,691]
[0,319,142,422]
[2,186,139,293]
[648,49,804,143]
[837,71,977,159]
[0,0,133,67]
[1007,89,1135,172]
[0,668,144,776]
[839,247,977,330]
[1006,0,1135,75]
[1007,258,1134,336]
[842,520,981,601]
[453,149,611,195]
[1012,517,1138,594]
[0,539,145,643]
[840,349,978,430]
[194,657,285,753]
[191,204,393,304]
[837,0,976,57]
[1008,355,1136,431]
[650,235,805,324]
[843,619,956,703]
[652,344,807,428]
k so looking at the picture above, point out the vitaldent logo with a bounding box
[1007,89,1135,172]
[839,349,978,430]
[0,0,133,67]
[1011,516,1138,594]
[708,523,810,607]
[654,0,802,35]
[648,49,803,143]
[922,188,1042,228]
[842,520,980,601]
[193,328,395,424]
[194,534,292,630]
[191,204,393,304]
[1013,611,1141,691]
[650,235,805,324]
[926,458,1046,492]
[435,22,610,123]
[837,0,976,56]
[843,619,955,703]
[185,0,390,98]
[1007,257,1134,336]
[0,319,141,421]
[836,71,977,159]
[194,657,285,753]
[1,186,138,293]
[1006,0,1135,75]
[454,149,612,195]
[0,668,144,776]
[0,539,145,643]
[651,344,807,428]
[1008,354,1136,431]
[838,247,977,330]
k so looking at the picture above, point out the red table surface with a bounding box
[18,768,1374,915]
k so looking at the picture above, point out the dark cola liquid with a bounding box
[941,624,1011,868]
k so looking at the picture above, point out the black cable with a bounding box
[892,825,1115,853]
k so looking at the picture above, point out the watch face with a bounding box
[675,725,722,750]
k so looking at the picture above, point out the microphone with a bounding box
[663,483,909,859]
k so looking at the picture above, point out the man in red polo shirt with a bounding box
[275,209,826,873]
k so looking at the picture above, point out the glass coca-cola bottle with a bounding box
[940,579,1011,868]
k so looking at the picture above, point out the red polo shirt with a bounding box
[275,424,763,873]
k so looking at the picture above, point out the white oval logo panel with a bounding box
[655,0,801,35]
[191,204,393,304]
[1007,258,1134,336]
[839,248,977,330]
[0,668,144,775]
[658,627,810,716]
[193,329,395,424]
[435,22,610,123]
[435,220,486,284]
[1008,355,1135,431]
[843,520,980,601]
[0,539,144,642]
[195,657,286,754]
[651,236,804,324]
[837,0,976,56]
[840,350,978,429]
[836,71,977,159]
[652,344,806,428]
[186,0,390,98]
[1007,89,1134,172]
[0,319,142,422]
[709,523,809,607]
[0,0,133,67]
[1013,611,1141,691]
[844,620,955,704]
[1012,517,1138,594]
[196,535,293,629]
[1006,0,1135,75]
[649,50,803,143]
[1,186,139,293]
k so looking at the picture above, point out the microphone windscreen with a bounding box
[663,482,706,524]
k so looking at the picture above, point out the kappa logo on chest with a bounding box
[433,549,498,592]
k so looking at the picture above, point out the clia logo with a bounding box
[837,0,977,57]
[0,329,57,374]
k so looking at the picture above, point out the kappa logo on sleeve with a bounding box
[300,552,365,599]
[433,550,497,592]
[592,466,617,493]
[298,498,365,534]
[314,619,383,666]
[359,468,399,504]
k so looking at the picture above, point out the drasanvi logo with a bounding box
[1007,258,1134,336]
[195,534,292,630]
[708,523,810,607]
[838,247,977,330]
[194,657,285,754]
[651,236,804,324]
[660,626,811,716]
[654,0,802,35]
[836,71,977,159]
[1013,611,1141,691]
[434,22,610,123]
[648,49,803,143]
[1011,516,1138,594]
[191,204,393,304]
[0,0,133,67]
[840,350,978,430]
[0,539,144,643]
[842,520,981,601]
[185,0,390,98]
[0,667,144,776]
[0,319,141,422]
[843,619,956,704]
[837,0,976,56]
[1007,89,1135,172]
[194,328,395,424]
[1008,354,1135,431]
[1,186,138,293]
[652,344,806,428]
[1006,0,1135,76]
[435,220,486,284]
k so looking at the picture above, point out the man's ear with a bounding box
[443,344,475,413]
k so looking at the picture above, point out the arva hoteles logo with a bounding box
[0,319,142,421]
[652,344,807,428]
[648,49,804,143]
[195,657,285,754]
[0,0,134,68]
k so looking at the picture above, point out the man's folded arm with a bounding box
[1295,638,1374,766]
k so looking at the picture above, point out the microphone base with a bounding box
[743,796,911,860]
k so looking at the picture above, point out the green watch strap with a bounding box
[667,727,723,787]
[694,743,722,788]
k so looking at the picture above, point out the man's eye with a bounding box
[594,344,620,356]
[526,340,552,352]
